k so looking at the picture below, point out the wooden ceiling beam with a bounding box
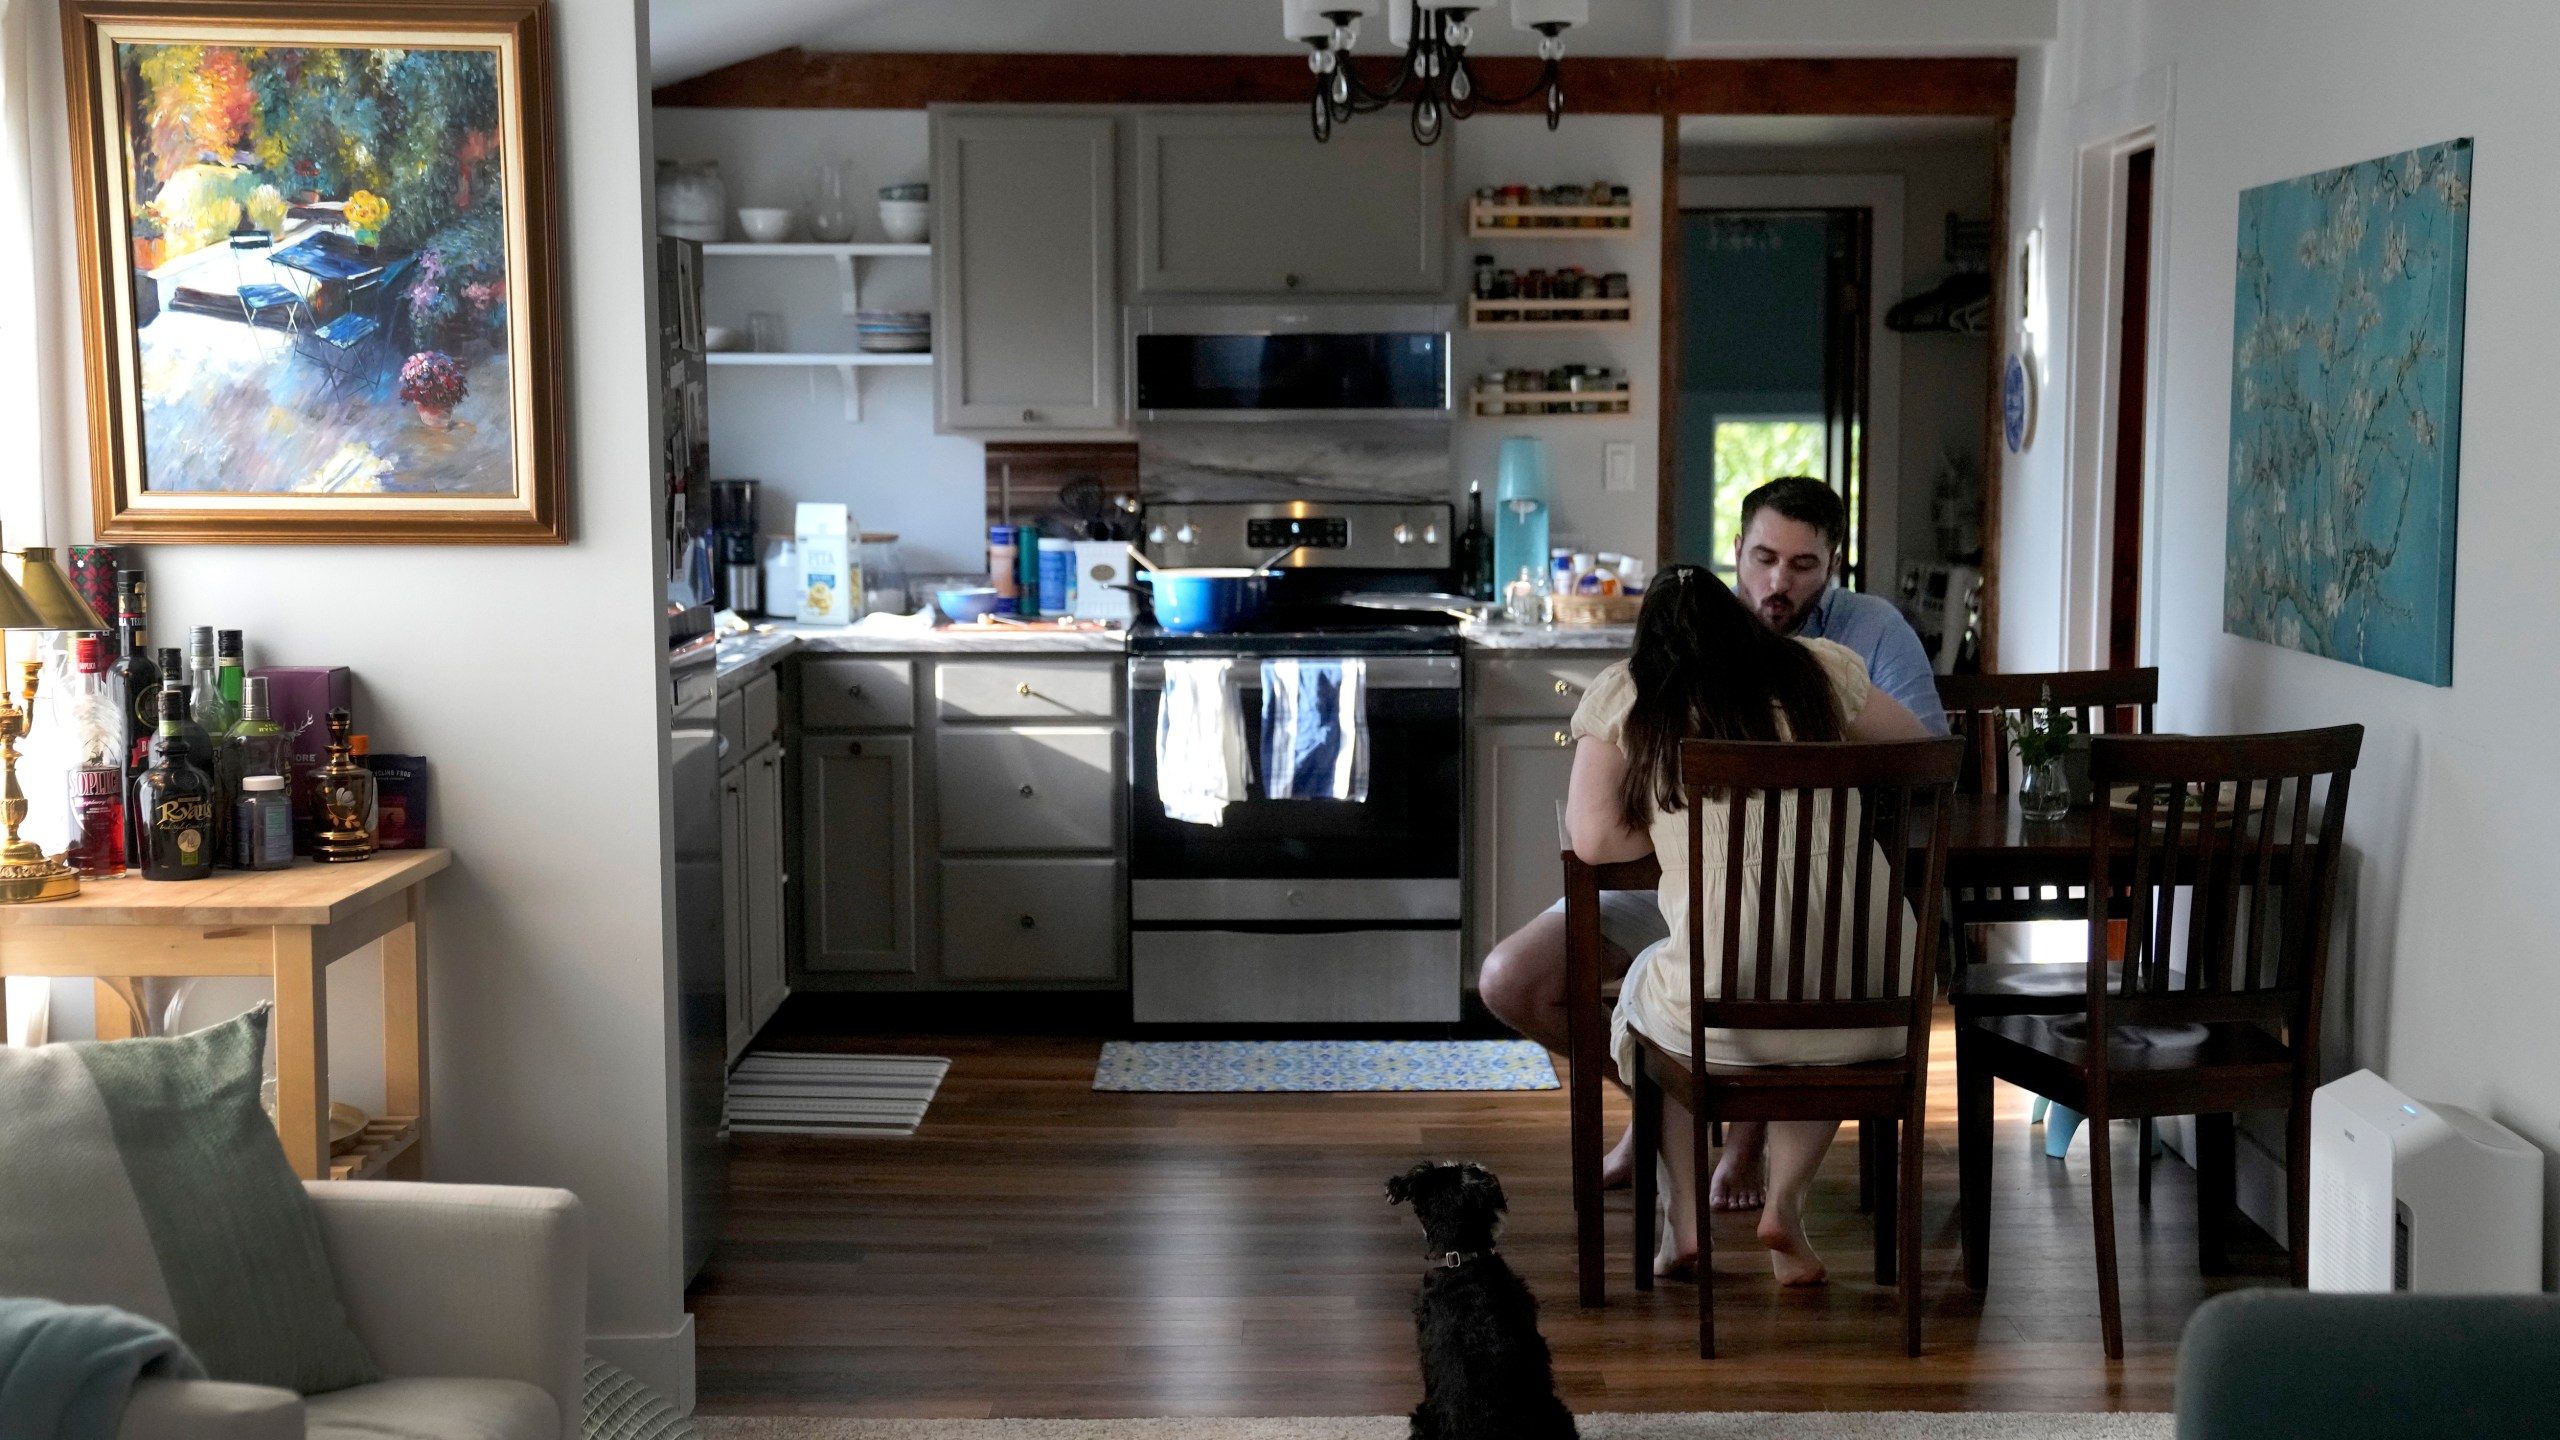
[653,51,2016,118]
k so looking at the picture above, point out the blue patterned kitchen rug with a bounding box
[1092,1040,1559,1093]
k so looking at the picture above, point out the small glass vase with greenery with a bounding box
[2007,684,2078,821]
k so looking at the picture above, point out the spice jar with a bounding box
[1602,271,1630,299]
[1473,253,1495,298]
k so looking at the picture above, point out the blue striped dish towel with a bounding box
[1156,658,1251,826]
[1260,658,1369,802]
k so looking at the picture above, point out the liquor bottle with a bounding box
[136,688,214,881]
[1456,481,1496,602]
[63,636,126,879]
[108,572,159,864]
[150,650,211,766]
[188,626,237,738]
[220,676,290,870]
[311,709,377,864]
[215,629,245,715]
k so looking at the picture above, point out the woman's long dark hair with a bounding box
[1616,565,1845,832]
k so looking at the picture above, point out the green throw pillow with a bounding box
[0,1003,380,1393]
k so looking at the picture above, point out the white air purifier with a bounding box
[2309,1069,2543,1294]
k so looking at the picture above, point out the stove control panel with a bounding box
[1247,517,1350,551]
[1146,501,1452,570]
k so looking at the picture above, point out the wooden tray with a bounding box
[1551,593,1640,626]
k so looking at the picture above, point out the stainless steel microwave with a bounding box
[1127,303,1454,421]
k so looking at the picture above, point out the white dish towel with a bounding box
[1155,658,1251,827]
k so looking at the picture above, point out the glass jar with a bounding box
[808,162,856,242]
[2019,754,2073,822]
[1473,253,1496,298]
[859,532,907,615]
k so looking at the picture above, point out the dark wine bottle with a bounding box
[1457,481,1497,601]
[149,648,211,767]
[137,688,215,882]
[108,571,160,866]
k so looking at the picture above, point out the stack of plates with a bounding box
[855,310,930,354]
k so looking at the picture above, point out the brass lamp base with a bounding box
[0,855,81,904]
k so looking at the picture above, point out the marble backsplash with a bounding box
[1137,420,1451,505]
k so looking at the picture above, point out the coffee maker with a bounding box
[711,478,761,615]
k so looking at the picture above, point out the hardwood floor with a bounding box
[692,1010,2282,1417]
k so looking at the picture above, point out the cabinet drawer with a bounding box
[937,727,1118,851]
[741,670,781,751]
[935,660,1119,720]
[1474,656,1610,720]
[939,857,1121,982]
[800,658,916,729]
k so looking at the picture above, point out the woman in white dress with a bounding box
[1564,565,1932,1285]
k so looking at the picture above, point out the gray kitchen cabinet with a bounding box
[1132,111,1448,296]
[1466,653,1612,978]
[719,764,752,1061]
[932,111,1122,435]
[935,727,1120,852]
[743,745,790,1034]
[935,660,1120,721]
[799,733,919,975]
[937,857,1121,982]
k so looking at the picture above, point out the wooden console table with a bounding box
[0,849,450,1181]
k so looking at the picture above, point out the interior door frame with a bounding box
[1669,173,1906,589]
[2059,68,2175,670]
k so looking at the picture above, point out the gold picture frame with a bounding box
[61,0,566,543]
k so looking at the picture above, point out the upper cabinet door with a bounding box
[933,112,1122,434]
[1134,111,1448,296]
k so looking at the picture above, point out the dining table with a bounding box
[1561,789,2145,1307]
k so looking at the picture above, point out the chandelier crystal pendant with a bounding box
[1284,0,1589,145]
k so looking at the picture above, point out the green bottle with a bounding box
[216,629,245,713]
[138,689,214,882]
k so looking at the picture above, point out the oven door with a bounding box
[1126,655,1462,890]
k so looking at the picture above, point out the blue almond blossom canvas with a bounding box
[2225,139,2472,686]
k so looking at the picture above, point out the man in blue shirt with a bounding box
[1478,476,1948,1208]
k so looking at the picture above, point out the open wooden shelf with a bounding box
[1470,387,1633,418]
[328,1116,421,1181]
[1468,200,1637,237]
[1467,297,1635,331]
[707,351,931,366]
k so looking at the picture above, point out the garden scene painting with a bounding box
[2224,138,2471,686]
[112,36,516,497]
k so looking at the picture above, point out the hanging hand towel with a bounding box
[1156,658,1251,826]
[1261,658,1369,802]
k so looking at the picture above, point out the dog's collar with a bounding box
[1430,1248,1495,1269]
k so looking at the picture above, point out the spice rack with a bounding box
[1470,385,1633,418]
[1468,198,1637,236]
[1467,296,1635,330]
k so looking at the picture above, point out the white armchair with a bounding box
[117,1183,585,1440]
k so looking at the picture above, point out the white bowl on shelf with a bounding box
[736,207,796,243]
[702,325,744,353]
[878,200,930,244]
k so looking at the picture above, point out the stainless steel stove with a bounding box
[1126,501,1467,1025]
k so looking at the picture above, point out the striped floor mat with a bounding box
[725,1053,950,1136]
[1092,1039,1559,1093]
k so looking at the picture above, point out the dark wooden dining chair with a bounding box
[1625,736,1960,1358]
[1562,847,1659,1309]
[1956,725,2362,1359]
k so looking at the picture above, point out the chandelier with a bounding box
[1284,0,1590,145]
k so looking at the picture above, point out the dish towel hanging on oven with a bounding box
[1260,658,1369,802]
[1156,658,1252,826]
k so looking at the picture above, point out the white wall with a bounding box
[1673,0,2057,54]
[2009,0,2560,1278]
[1450,114,1663,565]
[651,107,989,578]
[11,0,700,1390]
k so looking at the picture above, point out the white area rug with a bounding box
[697,1415,2172,1439]
[724,1053,950,1136]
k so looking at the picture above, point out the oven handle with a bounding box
[1128,656,1461,691]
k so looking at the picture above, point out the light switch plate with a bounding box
[1603,441,1637,492]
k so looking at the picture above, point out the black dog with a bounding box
[1387,1161,1578,1440]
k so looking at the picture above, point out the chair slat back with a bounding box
[1676,739,1961,1053]
[1939,668,2160,796]
[2082,727,2362,1046]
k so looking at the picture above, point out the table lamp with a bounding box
[0,541,110,903]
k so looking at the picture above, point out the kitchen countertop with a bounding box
[716,618,1634,679]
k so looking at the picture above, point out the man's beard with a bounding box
[1757,593,1810,635]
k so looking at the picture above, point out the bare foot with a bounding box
[1757,1205,1829,1286]
[1601,1122,1636,1189]
[1654,1201,1698,1279]
[1709,1122,1767,1211]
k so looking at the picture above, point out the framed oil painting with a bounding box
[2225,138,2471,685]
[61,0,565,543]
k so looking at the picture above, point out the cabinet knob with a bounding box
[1021,408,1040,423]
[1553,730,1573,748]
[1017,682,1034,696]
[1018,914,1036,929]
[846,683,864,697]
[1284,272,1302,289]
[1553,679,1576,696]
[848,742,863,756]
[1392,524,1414,545]
[1286,889,1306,907]
[1018,783,1036,798]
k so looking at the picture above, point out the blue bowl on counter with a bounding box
[1137,569,1271,635]
[935,586,1002,624]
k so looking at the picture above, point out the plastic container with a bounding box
[235,774,294,871]
[1038,545,1072,616]
[989,526,1019,613]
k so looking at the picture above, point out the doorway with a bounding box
[1671,174,1905,590]
[2106,146,2155,669]
[2062,123,2165,670]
